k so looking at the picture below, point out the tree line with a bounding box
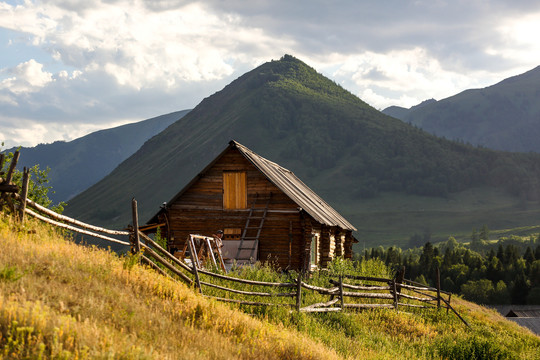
[354,228,540,305]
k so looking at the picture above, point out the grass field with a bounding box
[1,212,539,359]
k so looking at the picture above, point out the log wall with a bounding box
[158,147,352,271]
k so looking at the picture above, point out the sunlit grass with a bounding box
[0,214,340,359]
[1,212,539,359]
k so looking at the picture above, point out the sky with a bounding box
[1,0,540,148]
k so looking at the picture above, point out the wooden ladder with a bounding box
[235,194,271,262]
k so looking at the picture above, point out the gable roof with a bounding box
[149,140,356,231]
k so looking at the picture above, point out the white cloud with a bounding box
[489,12,540,64]
[0,59,53,94]
[1,0,540,146]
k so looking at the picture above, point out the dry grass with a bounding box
[0,214,341,359]
[1,212,539,359]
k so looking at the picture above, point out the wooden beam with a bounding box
[18,168,30,223]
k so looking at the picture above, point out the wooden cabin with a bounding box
[146,140,357,272]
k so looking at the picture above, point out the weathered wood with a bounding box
[14,193,129,236]
[204,295,295,307]
[138,231,193,273]
[0,184,19,192]
[132,198,140,253]
[397,303,437,309]
[392,280,398,310]
[296,275,302,311]
[200,281,296,297]
[338,274,393,283]
[188,237,202,293]
[24,208,130,245]
[339,276,344,308]
[343,303,395,309]
[342,291,394,299]
[141,244,193,285]
[436,267,441,309]
[396,292,436,302]
[5,150,19,184]
[402,279,451,295]
[300,298,340,310]
[440,296,470,328]
[329,279,391,291]
[408,287,441,300]
[196,267,296,287]
[300,307,342,313]
[19,168,30,224]
[301,282,339,295]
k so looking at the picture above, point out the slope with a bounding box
[384,66,540,153]
[5,110,189,203]
[65,55,540,247]
[1,214,538,359]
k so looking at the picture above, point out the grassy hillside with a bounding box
[1,213,539,359]
[5,110,190,203]
[386,66,540,153]
[65,55,540,248]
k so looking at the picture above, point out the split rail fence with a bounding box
[0,151,469,327]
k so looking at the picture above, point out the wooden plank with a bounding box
[14,193,129,236]
[300,307,342,313]
[203,295,295,307]
[0,184,19,192]
[25,208,130,245]
[343,303,395,309]
[300,298,340,310]
[196,267,296,287]
[5,150,19,184]
[188,237,202,293]
[132,198,140,253]
[19,168,29,223]
[138,232,193,272]
[141,244,193,285]
[200,281,296,297]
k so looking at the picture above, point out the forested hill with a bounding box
[65,55,540,245]
[5,110,189,203]
[383,65,540,153]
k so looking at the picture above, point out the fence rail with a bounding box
[0,152,469,328]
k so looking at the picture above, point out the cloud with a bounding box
[1,0,540,147]
[0,59,53,94]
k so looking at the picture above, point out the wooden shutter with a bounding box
[223,171,247,209]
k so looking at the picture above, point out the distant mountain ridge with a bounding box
[6,110,190,203]
[64,55,540,247]
[383,66,540,152]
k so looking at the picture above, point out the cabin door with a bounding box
[223,171,247,209]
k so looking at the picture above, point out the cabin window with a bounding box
[310,233,320,269]
[223,171,247,209]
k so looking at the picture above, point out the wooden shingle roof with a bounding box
[149,140,356,231]
[231,141,356,231]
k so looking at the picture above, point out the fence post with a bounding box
[188,238,202,293]
[5,151,19,185]
[436,267,441,309]
[296,273,303,311]
[131,198,141,254]
[19,167,30,224]
[392,279,398,311]
[339,275,344,309]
